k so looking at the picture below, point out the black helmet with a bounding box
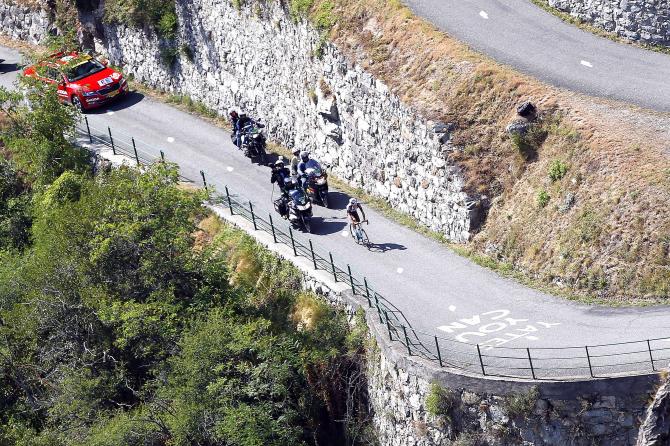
[229,110,238,119]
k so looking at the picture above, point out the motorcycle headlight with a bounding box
[297,204,310,211]
[316,178,327,185]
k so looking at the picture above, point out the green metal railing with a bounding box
[76,117,670,381]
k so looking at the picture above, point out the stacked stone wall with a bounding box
[547,0,670,46]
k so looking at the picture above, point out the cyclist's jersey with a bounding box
[347,203,361,223]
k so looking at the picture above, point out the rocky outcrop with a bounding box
[0,0,49,43]
[637,377,670,446]
[547,0,670,46]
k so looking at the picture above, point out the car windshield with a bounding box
[64,59,105,82]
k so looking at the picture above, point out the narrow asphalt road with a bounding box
[2,45,669,378]
[404,0,670,112]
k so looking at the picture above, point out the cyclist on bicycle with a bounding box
[347,198,367,241]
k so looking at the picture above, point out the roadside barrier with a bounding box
[77,117,670,381]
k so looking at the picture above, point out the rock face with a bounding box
[0,0,50,43]
[85,0,476,242]
[637,377,670,446]
[367,335,656,446]
[547,0,670,46]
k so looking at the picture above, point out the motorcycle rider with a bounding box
[230,110,253,149]
[290,148,301,176]
[297,151,322,189]
[346,198,367,241]
[271,159,291,194]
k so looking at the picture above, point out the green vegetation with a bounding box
[503,386,540,420]
[548,160,568,182]
[425,382,457,420]
[0,84,374,445]
[537,189,550,208]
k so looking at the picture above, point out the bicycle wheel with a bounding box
[359,228,369,246]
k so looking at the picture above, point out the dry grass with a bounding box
[316,0,670,302]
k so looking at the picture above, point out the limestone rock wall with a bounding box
[547,0,670,46]
[90,0,475,242]
[0,0,49,43]
[365,312,659,446]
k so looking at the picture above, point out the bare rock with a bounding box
[637,377,670,446]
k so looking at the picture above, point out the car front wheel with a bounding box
[71,96,84,113]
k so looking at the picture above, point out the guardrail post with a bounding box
[384,311,393,341]
[402,325,412,356]
[289,227,297,256]
[225,186,233,215]
[160,150,165,162]
[527,348,536,380]
[364,278,372,307]
[585,346,594,378]
[309,240,317,270]
[249,202,257,230]
[476,344,486,376]
[200,170,208,190]
[374,293,382,323]
[347,264,356,295]
[85,116,92,143]
[647,340,656,372]
[132,137,140,166]
[269,214,277,243]
[107,126,116,155]
[329,252,337,282]
[434,336,443,367]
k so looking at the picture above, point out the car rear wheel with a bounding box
[71,96,84,113]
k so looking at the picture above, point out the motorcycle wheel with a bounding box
[303,217,312,233]
[321,191,329,208]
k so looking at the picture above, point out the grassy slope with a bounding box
[314,0,670,303]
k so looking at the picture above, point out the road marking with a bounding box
[396,267,404,274]
[167,137,175,143]
[437,309,561,347]
[580,60,593,68]
[226,166,234,172]
[479,10,489,19]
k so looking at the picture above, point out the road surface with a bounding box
[404,0,670,111]
[2,45,669,379]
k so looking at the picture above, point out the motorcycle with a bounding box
[287,187,313,233]
[304,166,330,208]
[238,120,267,165]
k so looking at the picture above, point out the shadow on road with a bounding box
[0,60,20,75]
[328,191,351,210]
[311,217,347,236]
[368,241,407,253]
[88,91,145,113]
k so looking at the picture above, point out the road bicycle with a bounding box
[349,220,369,247]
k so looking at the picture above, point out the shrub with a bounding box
[157,8,179,39]
[504,386,539,420]
[548,160,568,181]
[425,382,457,419]
[313,0,336,31]
[290,0,314,20]
[537,189,550,208]
[160,45,179,66]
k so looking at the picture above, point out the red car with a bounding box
[23,51,129,111]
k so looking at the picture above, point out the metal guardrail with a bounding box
[76,117,669,381]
